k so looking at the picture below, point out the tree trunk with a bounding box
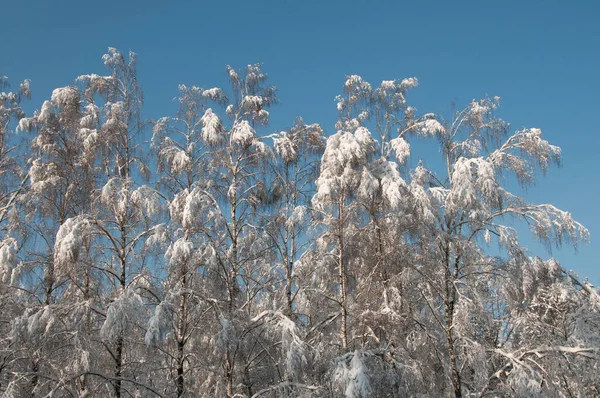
[114,335,123,398]
[444,245,462,398]
[114,246,127,398]
[176,338,185,397]
[228,172,239,313]
[175,271,187,397]
[225,353,234,398]
[30,358,39,397]
[338,197,348,349]
[284,164,295,316]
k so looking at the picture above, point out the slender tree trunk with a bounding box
[285,166,296,316]
[285,255,293,316]
[228,172,238,313]
[225,170,239,397]
[114,244,127,398]
[176,338,185,397]
[225,353,234,398]
[338,197,348,349]
[339,238,348,350]
[284,165,296,316]
[44,263,54,306]
[374,221,390,291]
[444,245,462,398]
[114,335,123,398]
[175,270,187,397]
[80,264,91,394]
[30,262,55,396]
[30,358,39,397]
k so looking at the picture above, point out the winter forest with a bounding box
[0,48,598,398]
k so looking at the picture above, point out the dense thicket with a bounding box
[0,48,597,398]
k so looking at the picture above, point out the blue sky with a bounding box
[2,0,599,282]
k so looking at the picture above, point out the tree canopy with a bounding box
[0,48,596,398]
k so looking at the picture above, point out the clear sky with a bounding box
[2,0,599,283]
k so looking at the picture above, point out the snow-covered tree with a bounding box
[206,64,280,397]
[268,117,325,316]
[75,48,163,397]
[7,83,103,396]
[0,74,30,397]
[311,124,378,351]
[19,85,98,300]
[404,97,589,397]
[0,51,595,398]
[0,73,29,269]
[150,83,228,396]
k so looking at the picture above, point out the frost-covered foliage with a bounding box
[0,74,29,229]
[333,350,372,398]
[145,300,174,346]
[0,238,17,284]
[1,51,595,398]
[1,73,30,137]
[201,107,225,146]
[101,288,145,342]
[54,216,91,277]
[313,127,377,207]
[231,119,256,147]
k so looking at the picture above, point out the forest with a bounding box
[0,48,597,397]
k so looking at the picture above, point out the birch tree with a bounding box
[268,117,325,316]
[406,97,589,397]
[310,75,379,352]
[0,74,30,396]
[0,52,595,398]
[75,48,163,397]
[10,83,102,396]
[150,83,228,396]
